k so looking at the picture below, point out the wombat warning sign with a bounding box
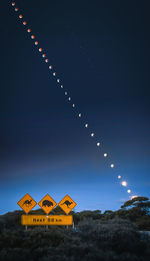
[38,194,57,214]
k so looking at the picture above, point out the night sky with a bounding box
[0,0,150,214]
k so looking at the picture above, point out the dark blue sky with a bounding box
[0,0,150,214]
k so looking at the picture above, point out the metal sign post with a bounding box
[25,213,28,231]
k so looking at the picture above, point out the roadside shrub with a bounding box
[136,216,150,230]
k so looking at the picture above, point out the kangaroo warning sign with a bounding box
[38,194,57,214]
[58,195,77,214]
[17,193,37,214]
[21,215,73,226]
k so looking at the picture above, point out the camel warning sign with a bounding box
[21,215,73,226]
[38,194,57,214]
[17,193,37,214]
[58,195,77,214]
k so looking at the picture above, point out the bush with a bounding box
[78,218,149,258]
[1,209,150,260]
[136,216,150,230]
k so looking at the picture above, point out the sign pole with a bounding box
[66,213,68,229]
[72,221,75,230]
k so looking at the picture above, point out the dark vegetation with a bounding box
[0,197,150,260]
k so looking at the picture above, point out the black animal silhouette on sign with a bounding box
[42,200,53,207]
[61,200,73,208]
[22,199,32,206]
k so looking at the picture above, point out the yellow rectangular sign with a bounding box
[21,215,73,226]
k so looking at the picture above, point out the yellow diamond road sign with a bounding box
[17,193,37,214]
[38,194,57,214]
[58,195,77,214]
